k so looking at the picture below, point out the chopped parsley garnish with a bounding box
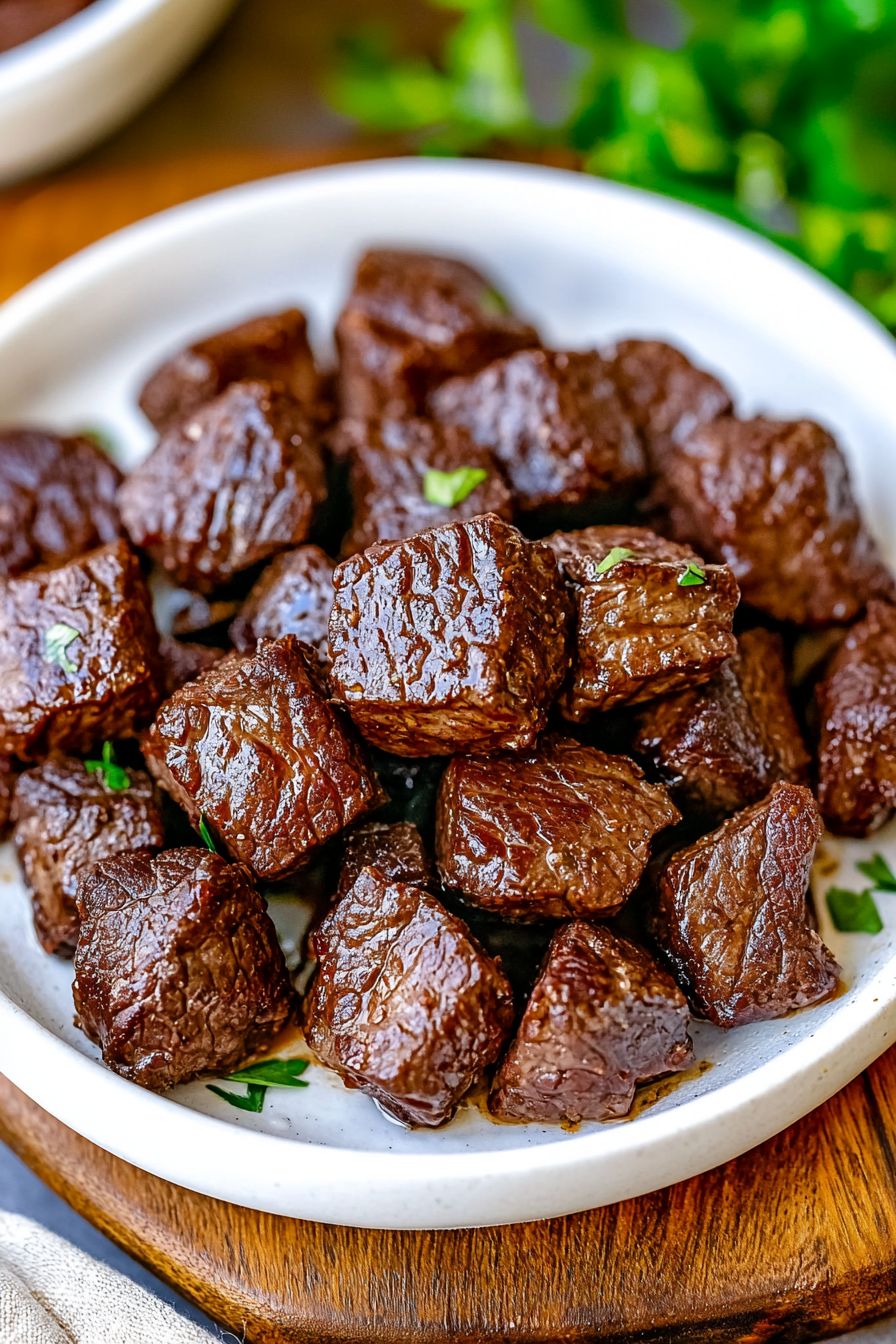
[678,563,707,587]
[423,466,488,507]
[207,1082,268,1113]
[206,1058,310,1111]
[479,286,510,317]
[595,546,634,574]
[85,741,129,791]
[198,815,218,853]
[826,886,883,934]
[44,623,80,674]
[77,426,117,456]
[856,853,896,892]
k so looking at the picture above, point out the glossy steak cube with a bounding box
[654,782,839,1028]
[304,866,515,1126]
[328,514,572,756]
[118,380,327,592]
[606,339,731,470]
[489,922,693,1124]
[158,636,225,698]
[142,635,384,881]
[229,545,335,662]
[336,820,435,900]
[335,249,538,419]
[73,848,294,1090]
[0,540,162,760]
[436,734,679,921]
[12,755,164,958]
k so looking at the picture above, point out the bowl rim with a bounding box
[0,0,182,88]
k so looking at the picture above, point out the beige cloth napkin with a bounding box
[0,1212,216,1343]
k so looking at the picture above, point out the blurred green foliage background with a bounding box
[330,0,896,331]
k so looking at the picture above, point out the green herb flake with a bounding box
[84,740,129,791]
[678,563,707,587]
[198,815,218,854]
[595,546,635,574]
[826,886,884,934]
[226,1058,309,1088]
[44,623,81,675]
[479,286,510,317]
[76,426,117,456]
[856,852,896,892]
[423,466,488,507]
[206,1082,267,1113]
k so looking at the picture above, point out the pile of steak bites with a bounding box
[1,249,892,1129]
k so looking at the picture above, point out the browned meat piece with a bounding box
[118,380,327,593]
[73,848,294,1090]
[12,755,164,958]
[648,416,894,626]
[606,339,731,470]
[0,540,162,760]
[333,417,513,557]
[170,592,241,637]
[817,600,896,836]
[336,821,434,900]
[634,628,810,816]
[304,866,514,1126]
[436,734,679,921]
[0,756,14,837]
[328,514,572,756]
[546,525,739,717]
[336,249,538,419]
[229,545,334,660]
[0,0,91,53]
[143,636,384,881]
[653,782,839,1028]
[489,923,692,1123]
[138,309,322,433]
[0,429,122,578]
[430,349,645,513]
[158,636,224,697]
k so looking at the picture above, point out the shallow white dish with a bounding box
[0,159,895,1230]
[0,0,235,185]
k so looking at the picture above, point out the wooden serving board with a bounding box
[3,146,896,1343]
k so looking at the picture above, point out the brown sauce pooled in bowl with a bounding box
[0,0,94,55]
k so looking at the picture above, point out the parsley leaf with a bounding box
[85,740,129,791]
[44,623,80,674]
[225,1058,309,1088]
[678,563,707,587]
[207,1082,267,1113]
[198,816,218,854]
[826,886,883,934]
[423,466,488,507]
[595,546,634,574]
[856,853,896,892]
[479,286,510,317]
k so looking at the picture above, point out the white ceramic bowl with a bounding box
[1,160,896,1230]
[0,0,236,185]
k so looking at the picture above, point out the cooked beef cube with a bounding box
[0,540,162,760]
[329,514,572,756]
[229,545,334,660]
[817,600,896,836]
[648,416,893,626]
[0,0,91,54]
[336,249,538,419]
[436,734,679,921]
[73,848,294,1090]
[304,866,514,1126]
[158,636,224,697]
[489,922,692,1124]
[0,756,14,837]
[0,429,122,578]
[118,380,327,593]
[336,821,434,900]
[143,636,384,881]
[12,755,164,958]
[634,628,810,816]
[430,349,645,513]
[332,417,513,557]
[170,592,241,637]
[546,525,739,717]
[606,339,731,470]
[653,782,839,1028]
[138,309,322,433]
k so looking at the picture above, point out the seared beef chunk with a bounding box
[0,540,162,760]
[546,525,739,717]
[336,249,538,419]
[139,309,322,433]
[489,922,693,1124]
[436,734,679,921]
[143,636,384,881]
[634,628,810,816]
[229,545,334,660]
[606,339,731,470]
[304,866,514,1126]
[0,757,14,837]
[817,600,896,836]
[0,429,122,577]
[337,821,434,899]
[328,514,572,756]
[431,349,645,514]
[12,755,164,958]
[333,417,513,557]
[648,416,893,625]
[73,848,294,1090]
[654,782,839,1028]
[158,636,224,697]
[118,380,327,593]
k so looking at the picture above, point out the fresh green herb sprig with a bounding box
[595,546,634,574]
[423,466,488,507]
[85,741,129,791]
[207,1058,309,1112]
[45,623,80,675]
[825,852,895,933]
[207,1082,268,1113]
[678,564,706,587]
[857,853,896,891]
[198,816,218,854]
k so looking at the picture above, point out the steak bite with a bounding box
[648,416,894,626]
[653,782,839,1028]
[431,349,645,514]
[0,540,162,760]
[118,380,327,593]
[489,923,693,1124]
[138,308,323,433]
[304,866,515,1126]
[333,417,513,557]
[634,628,810,816]
[337,821,435,899]
[436,735,679,921]
[0,429,123,577]
[12,754,164,958]
[328,514,572,757]
[158,636,224,697]
[606,339,732,470]
[229,545,334,660]
[142,635,384,881]
[336,249,538,419]
[73,848,294,1091]
[546,525,739,718]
